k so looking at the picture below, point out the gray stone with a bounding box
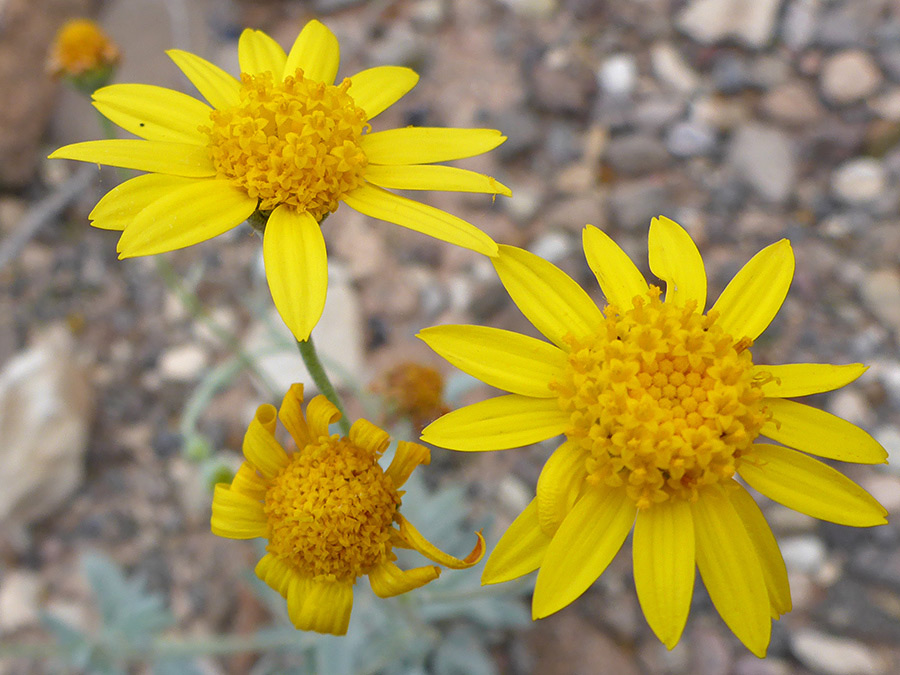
[733,655,793,675]
[831,157,888,206]
[677,0,782,48]
[869,87,900,121]
[727,124,796,203]
[609,179,669,230]
[599,53,638,98]
[782,0,819,51]
[666,121,717,157]
[529,231,575,264]
[779,535,827,575]
[859,268,900,337]
[606,134,670,174]
[761,80,823,126]
[634,99,687,130]
[791,629,886,675]
[651,43,701,93]
[712,54,752,94]
[879,47,900,82]
[531,51,597,114]
[820,50,883,105]
[485,107,542,161]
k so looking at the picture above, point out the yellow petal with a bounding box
[286,576,353,635]
[395,513,485,569]
[533,487,635,619]
[535,441,588,536]
[210,484,267,539]
[262,207,328,342]
[710,239,794,341]
[728,485,791,618]
[420,395,569,451]
[361,127,507,165]
[349,418,390,455]
[482,499,552,585]
[89,173,195,231]
[283,20,339,84]
[757,363,868,398]
[255,553,296,598]
[647,215,707,311]
[739,444,887,526]
[50,140,215,177]
[166,49,240,110]
[231,463,268,500]
[238,28,286,76]
[384,441,430,489]
[763,398,888,464]
[369,560,440,598]
[582,225,648,310]
[343,183,497,257]
[92,84,211,145]
[242,404,289,478]
[633,500,695,649]
[418,325,566,398]
[692,485,771,657]
[306,395,341,438]
[347,66,418,120]
[364,164,511,196]
[116,179,255,257]
[278,383,312,449]
[493,244,604,349]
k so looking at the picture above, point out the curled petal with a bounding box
[349,418,390,456]
[242,404,288,478]
[210,485,267,539]
[231,463,268,500]
[278,383,312,449]
[369,560,440,598]
[395,513,485,569]
[306,395,341,438]
[255,553,296,598]
[385,441,431,489]
[286,575,353,635]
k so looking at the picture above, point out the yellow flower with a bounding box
[211,383,485,635]
[48,18,120,89]
[50,20,507,340]
[376,362,449,431]
[418,216,888,656]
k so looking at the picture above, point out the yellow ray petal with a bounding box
[535,441,588,536]
[763,398,888,464]
[482,498,552,585]
[710,239,794,341]
[361,127,507,165]
[533,487,635,619]
[166,49,240,110]
[384,441,430,489]
[347,66,418,120]
[116,179,255,258]
[210,484,267,539]
[493,244,604,349]
[418,325,566,398]
[231,463,268,500]
[286,576,353,635]
[283,20,339,84]
[92,84,211,144]
[421,394,569,451]
[582,225,649,310]
[344,183,497,256]
[728,485,791,618]
[242,403,289,478]
[648,215,707,311]
[633,500,695,649]
[89,173,195,231]
[306,395,342,438]
[255,553,296,598]
[278,383,312,449]
[395,513,485,569]
[238,28,286,76]
[692,486,771,657]
[262,206,328,342]
[349,418,390,455]
[364,164,511,196]
[739,444,887,527]
[50,140,216,177]
[369,560,440,598]
[757,363,868,398]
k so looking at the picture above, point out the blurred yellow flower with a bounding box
[48,18,120,89]
[211,383,484,635]
[51,20,507,340]
[377,362,449,431]
[419,216,888,656]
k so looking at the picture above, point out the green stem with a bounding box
[296,336,352,435]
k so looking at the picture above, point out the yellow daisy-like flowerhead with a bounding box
[419,216,888,656]
[48,18,120,90]
[50,20,508,341]
[377,361,449,431]
[211,383,485,635]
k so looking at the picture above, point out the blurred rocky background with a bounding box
[2,0,900,673]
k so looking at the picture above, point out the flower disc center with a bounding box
[205,69,369,219]
[555,287,769,509]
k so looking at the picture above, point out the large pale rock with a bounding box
[677,0,782,48]
[0,326,93,539]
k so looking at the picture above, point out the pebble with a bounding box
[791,629,886,675]
[634,98,686,130]
[781,0,819,52]
[531,51,597,115]
[529,231,575,264]
[869,87,900,121]
[727,124,796,203]
[820,50,883,105]
[605,134,670,174]
[158,343,209,382]
[666,120,717,157]
[761,81,823,126]
[677,0,782,48]
[609,179,670,230]
[831,158,888,205]
[733,655,793,675]
[599,53,638,98]
[651,43,701,93]
[0,570,41,632]
[780,535,828,575]
[858,268,900,338]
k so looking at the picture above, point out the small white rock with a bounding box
[599,54,638,98]
[780,535,827,575]
[791,629,885,675]
[831,158,888,205]
[0,570,42,632]
[158,343,209,382]
[820,50,883,105]
[677,0,782,48]
[651,43,701,93]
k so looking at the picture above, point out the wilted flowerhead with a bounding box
[48,19,120,92]
[376,362,449,431]
[211,383,484,635]
[51,20,508,341]
[420,216,888,656]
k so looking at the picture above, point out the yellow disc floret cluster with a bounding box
[205,69,369,219]
[263,435,400,582]
[48,19,120,78]
[554,287,770,509]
